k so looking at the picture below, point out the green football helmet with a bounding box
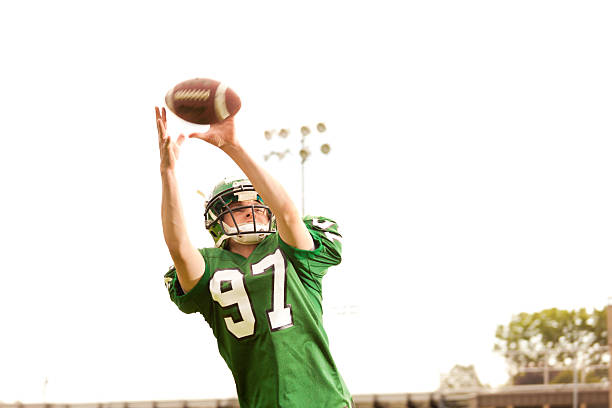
[204,178,276,248]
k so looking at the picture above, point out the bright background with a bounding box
[1,0,611,403]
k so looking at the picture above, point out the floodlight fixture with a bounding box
[299,147,311,163]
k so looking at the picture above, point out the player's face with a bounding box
[223,200,270,226]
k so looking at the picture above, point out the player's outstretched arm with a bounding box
[189,118,314,251]
[156,107,205,292]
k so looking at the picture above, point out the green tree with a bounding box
[494,307,608,383]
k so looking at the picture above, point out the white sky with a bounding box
[1,0,611,403]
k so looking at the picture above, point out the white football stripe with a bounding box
[214,83,230,121]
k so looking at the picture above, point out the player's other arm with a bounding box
[189,118,314,251]
[225,143,314,250]
[157,107,205,293]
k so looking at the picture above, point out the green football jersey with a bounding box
[164,216,353,408]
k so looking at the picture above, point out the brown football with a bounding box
[165,78,241,125]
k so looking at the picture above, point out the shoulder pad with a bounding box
[164,265,176,289]
[303,216,342,243]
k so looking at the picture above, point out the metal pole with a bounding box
[301,159,305,216]
[572,359,578,408]
[544,349,549,384]
[43,376,48,402]
[300,135,305,216]
[607,299,612,408]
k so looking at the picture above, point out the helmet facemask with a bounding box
[204,179,276,248]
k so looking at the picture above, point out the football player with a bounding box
[155,107,354,408]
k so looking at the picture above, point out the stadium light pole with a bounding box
[572,344,578,408]
[263,123,330,216]
[608,297,611,408]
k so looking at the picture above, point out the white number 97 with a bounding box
[209,249,293,339]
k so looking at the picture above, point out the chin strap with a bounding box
[217,222,272,247]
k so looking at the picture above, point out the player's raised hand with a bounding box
[156,106,185,171]
[188,117,238,150]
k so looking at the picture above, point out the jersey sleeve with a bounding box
[163,255,210,315]
[164,267,199,314]
[278,216,342,291]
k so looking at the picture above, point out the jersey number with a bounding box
[209,249,293,339]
